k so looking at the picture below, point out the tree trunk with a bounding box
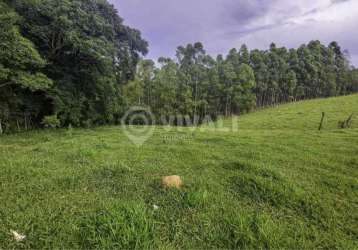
[17,119,20,132]
[194,79,198,116]
[0,119,3,134]
[24,114,28,131]
[225,95,229,117]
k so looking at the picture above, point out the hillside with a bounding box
[218,94,358,130]
[0,95,357,248]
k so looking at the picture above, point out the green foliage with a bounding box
[235,63,256,113]
[11,72,53,91]
[0,2,54,132]
[41,115,61,128]
[0,3,51,90]
[3,0,148,130]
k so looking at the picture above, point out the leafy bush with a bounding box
[42,115,61,128]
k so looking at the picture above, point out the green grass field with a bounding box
[1,95,357,249]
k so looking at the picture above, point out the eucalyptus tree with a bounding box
[232,64,256,113]
[152,57,180,118]
[239,44,250,65]
[176,42,207,117]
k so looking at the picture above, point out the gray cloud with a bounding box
[331,0,350,4]
[224,0,272,25]
[109,0,358,66]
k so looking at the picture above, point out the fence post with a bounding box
[318,112,325,131]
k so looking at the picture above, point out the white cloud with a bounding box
[217,0,358,65]
[110,0,358,66]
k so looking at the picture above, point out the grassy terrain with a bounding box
[0,95,357,249]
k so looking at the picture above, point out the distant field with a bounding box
[0,95,357,249]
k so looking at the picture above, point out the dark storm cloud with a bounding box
[331,0,350,3]
[223,0,272,25]
[109,0,358,66]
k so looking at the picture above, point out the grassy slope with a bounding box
[0,95,357,249]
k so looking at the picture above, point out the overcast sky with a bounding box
[108,0,358,66]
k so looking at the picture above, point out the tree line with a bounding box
[0,0,357,132]
[123,41,357,123]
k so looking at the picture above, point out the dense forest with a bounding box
[0,0,357,132]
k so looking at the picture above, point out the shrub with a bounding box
[42,115,61,128]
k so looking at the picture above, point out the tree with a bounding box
[8,0,148,126]
[239,44,250,65]
[329,41,350,95]
[152,58,179,119]
[250,49,268,106]
[233,64,256,113]
[0,2,53,132]
[176,42,207,118]
[138,60,156,107]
